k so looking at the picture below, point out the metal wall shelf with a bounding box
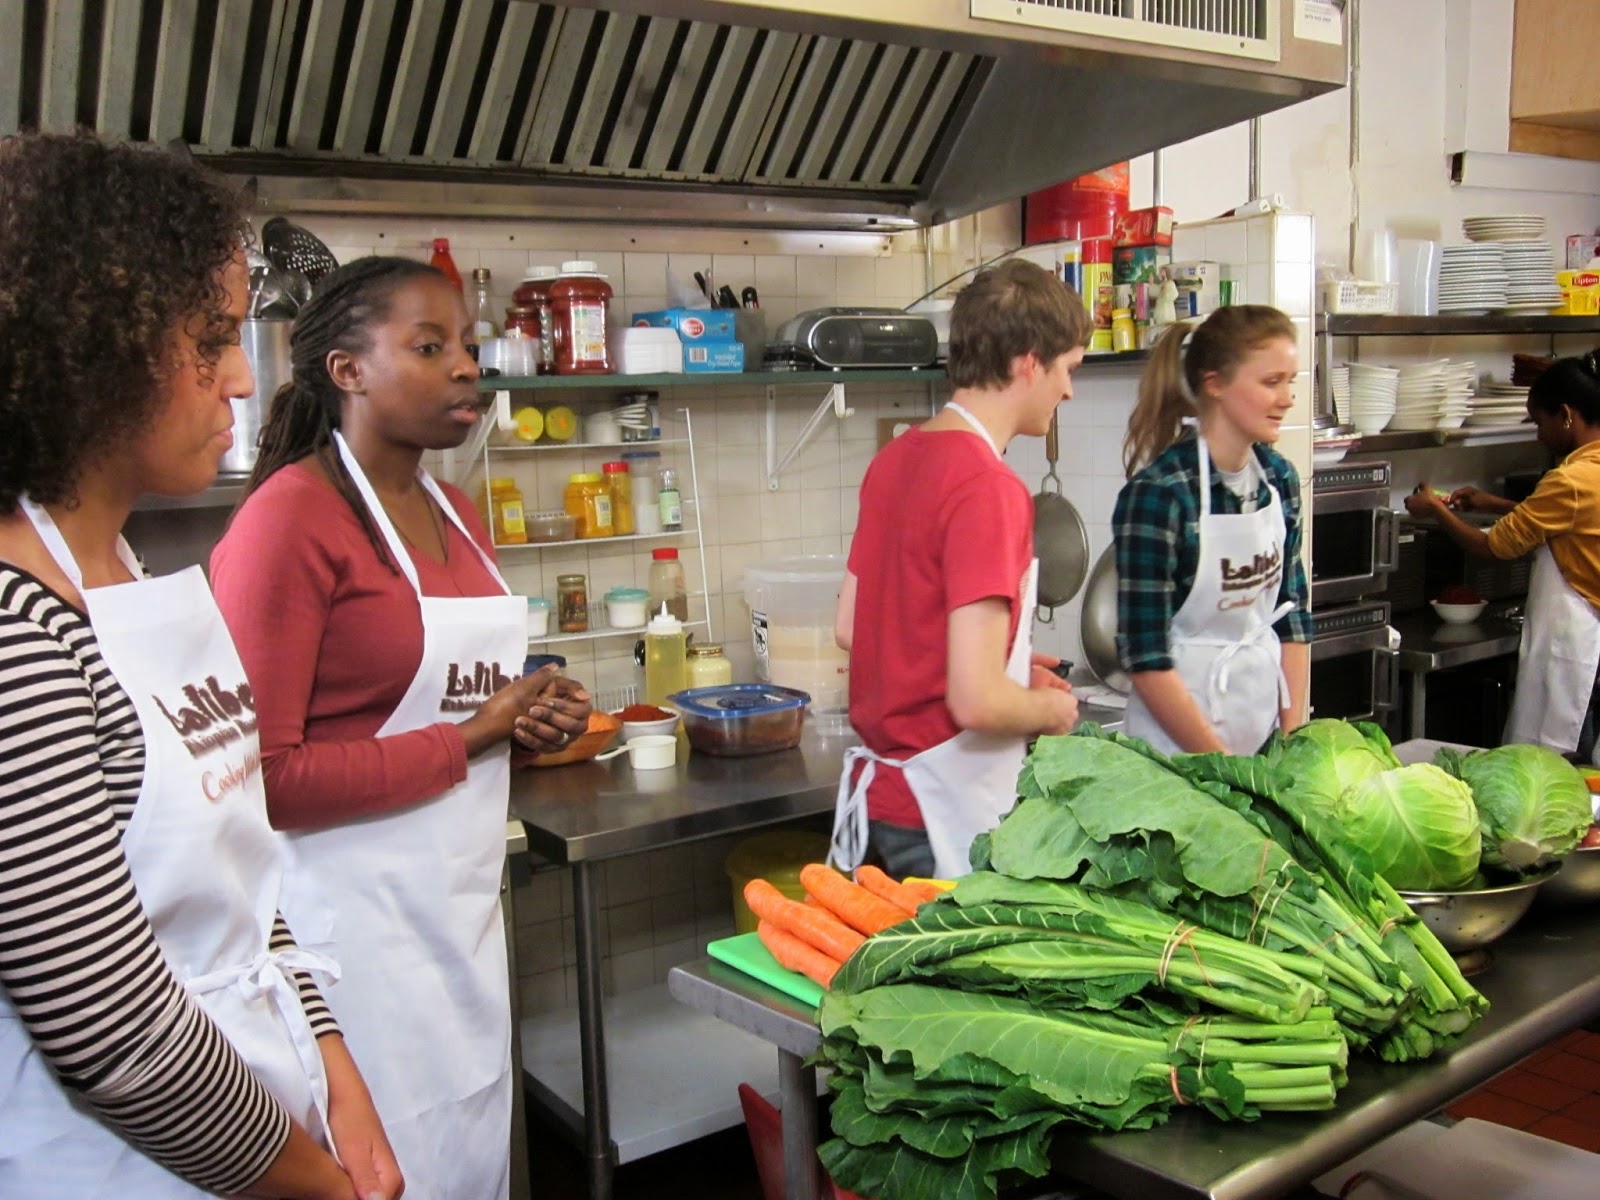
[1318,314,1600,337]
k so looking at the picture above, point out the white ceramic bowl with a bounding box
[619,711,680,742]
[1432,599,1487,624]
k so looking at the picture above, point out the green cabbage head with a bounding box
[1437,744,1593,873]
[1337,763,1481,891]
[1268,719,1401,819]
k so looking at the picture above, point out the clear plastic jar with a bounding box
[563,472,614,539]
[602,460,634,536]
[485,477,527,545]
[557,574,589,633]
[623,451,662,534]
[686,643,734,689]
[513,266,559,374]
[550,260,613,375]
[647,547,689,623]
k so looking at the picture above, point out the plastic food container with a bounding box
[605,587,650,628]
[743,556,849,724]
[668,684,810,757]
[526,510,576,544]
[526,597,551,638]
[725,830,832,935]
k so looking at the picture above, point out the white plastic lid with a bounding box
[560,259,603,276]
[646,603,684,634]
[521,265,559,281]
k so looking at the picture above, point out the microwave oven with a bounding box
[1308,601,1399,733]
[1309,462,1399,606]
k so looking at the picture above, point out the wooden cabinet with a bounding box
[1510,0,1600,160]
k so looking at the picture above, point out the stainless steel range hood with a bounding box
[2,0,1345,230]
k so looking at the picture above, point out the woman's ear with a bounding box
[326,347,361,394]
[1197,369,1223,402]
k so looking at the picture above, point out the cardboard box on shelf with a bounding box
[1566,235,1600,270]
[1113,244,1171,285]
[1114,206,1174,247]
[632,308,744,372]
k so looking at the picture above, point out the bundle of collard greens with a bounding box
[815,728,1486,1200]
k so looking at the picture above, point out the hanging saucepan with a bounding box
[1032,411,1090,620]
[1079,544,1130,694]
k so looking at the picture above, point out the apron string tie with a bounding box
[829,744,902,873]
[1195,600,1294,723]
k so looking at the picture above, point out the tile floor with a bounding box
[1443,1026,1600,1155]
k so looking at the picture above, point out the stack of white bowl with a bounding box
[1389,361,1447,431]
[1438,361,1476,429]
[1329,363,1351,424]
[1438,243,1508,314]
[1467,377,1532,427]
[1347,362,1400,434]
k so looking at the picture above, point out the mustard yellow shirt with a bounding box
[1486,440,1600,608]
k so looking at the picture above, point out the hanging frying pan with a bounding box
[1032,411,1090,619]
[1079,544,1130,694]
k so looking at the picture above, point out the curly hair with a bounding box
[242,256,448,572]
[0,131,247,514]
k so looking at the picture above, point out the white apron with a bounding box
[277,432,527,1200]
[1502,543,1600,757]
[0,500,333,1199]
[830,402,1038,881]
[1122,435,1293,757]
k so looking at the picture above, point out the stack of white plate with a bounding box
[1438,243,1508,313]
[1329,363,1351,424]
[1498,241,1563,313]
[1389,360,1448,431]
[1437,361,1476,429]
[1462,214,1546,243]
[1347,362,1400,434]
[1467,377,1532,427]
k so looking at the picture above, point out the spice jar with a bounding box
[1111,307,1136,354]
[484,477,527,545]
[557,574,589,633]
[686,643,733,689]
[550,260,613,375]
[602,460,634,536]
[563,472,614,539]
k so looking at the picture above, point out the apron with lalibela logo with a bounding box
[275,432,526,1200]
[1122,435,1293,757]
[0,499,333,1199]
[829,401,1039,882]
[1502,543,1600,757]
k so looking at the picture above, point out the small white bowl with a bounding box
[1432,599,1487,624]
[619,712,680,742]
[620,734,677,771]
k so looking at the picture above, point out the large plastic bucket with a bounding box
[726,830,832,935]
[743,556,849,720]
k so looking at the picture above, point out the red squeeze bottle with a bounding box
[429,238,464,292]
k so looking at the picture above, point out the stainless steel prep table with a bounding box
[507,704,1125,1200]
[670,907,1600,1200]
[1391,609,1522,738]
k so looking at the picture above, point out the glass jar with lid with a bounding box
[557,574,589,633]
[685,643,733,689]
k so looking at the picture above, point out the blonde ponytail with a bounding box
[1121,305,1296,477]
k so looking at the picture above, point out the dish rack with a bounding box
[1322,279,1400,315]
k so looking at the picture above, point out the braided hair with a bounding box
[242,256,446,571]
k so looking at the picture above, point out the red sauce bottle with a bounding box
[429,238,463,292]
[550,260,614,375]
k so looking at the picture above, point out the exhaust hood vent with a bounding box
[2,0,1343,230]
[972,0,1276,62]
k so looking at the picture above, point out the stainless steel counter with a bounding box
[670,908,1600,1200]
[1389,609,1522,740]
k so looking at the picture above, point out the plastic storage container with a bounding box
[743,556,849,721]
[668,684,810,758]
[526,597,551,638]
[623,451,662,534]
[526,510,576,544]
[605,587,649,628]
[725,830,832,935]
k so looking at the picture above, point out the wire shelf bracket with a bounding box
[765,382,853,491]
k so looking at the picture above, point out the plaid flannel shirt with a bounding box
[1112,435,1312,674]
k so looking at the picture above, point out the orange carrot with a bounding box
[757,921,841,988]
[743,878,864,961]
[799,863,907,935]
[853,864,923,916]
[900,880,946,905]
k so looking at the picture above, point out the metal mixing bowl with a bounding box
[1079,545,1129,694]
[1537,846,1600,906]
[1397,867,1558,952]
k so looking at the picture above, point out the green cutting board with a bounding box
[705,932,824,1008]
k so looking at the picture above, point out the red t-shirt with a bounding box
[845,427,1034,828]
[210,462,508,831]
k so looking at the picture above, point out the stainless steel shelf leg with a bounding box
[573,861,613,1200]
[779,1050,820,1200]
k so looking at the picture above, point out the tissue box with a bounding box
[1170,261,1222,317]
[1114,206,1174,247]
[1566,235,1600,270]
[1113,244,1171,285]
[632,309,744,372]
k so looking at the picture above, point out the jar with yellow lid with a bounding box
[485,477,527,545]
[563,472,614,539]
[1110,307,1136,354]
[685,643,734,689]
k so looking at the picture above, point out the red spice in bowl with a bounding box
[616,704,673,722]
